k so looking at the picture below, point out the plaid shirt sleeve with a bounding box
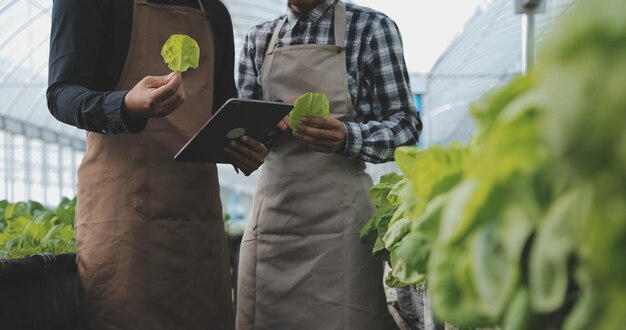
[341,15,422,163]
[237,31,261,99]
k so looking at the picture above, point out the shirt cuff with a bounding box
[340,120,363,159]
[104,90,148,134]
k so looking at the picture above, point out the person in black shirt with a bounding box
[48,0,228,134]
[47,1,263,329]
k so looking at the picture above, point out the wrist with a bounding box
[119,92,149,133]
[340,120,361,158]
[122,92,147,120]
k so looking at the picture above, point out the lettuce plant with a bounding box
[0,198,76,259]
[361,0,626,328]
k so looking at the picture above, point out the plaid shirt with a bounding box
[237,0,422,163]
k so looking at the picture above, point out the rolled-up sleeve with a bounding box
[342,16,422,163]
[46,0,146,134]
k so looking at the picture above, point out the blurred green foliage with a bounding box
[361,0,626,328]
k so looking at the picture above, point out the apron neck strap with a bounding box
[266,16,288,56]
[197,0,207,14]
[334,1,346,47]
[266,1,346,55]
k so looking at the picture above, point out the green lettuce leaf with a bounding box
[538,0,626,176]
[385,272,410,288]
[368,173,403,207]
[387,178,408,207]
[289,92,330,132]
[360,173,404,260]
[471,203,534,319]
[563,288,599,330]
[529,187,592,313]
[504,288,535,330]
[389,232,427,285]
[383,217,410,251]
[428,240,495,327]
[161,34,200,73]
[360,206,396,259]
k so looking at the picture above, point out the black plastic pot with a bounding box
[0,253,78,330]
[0,234,245,330]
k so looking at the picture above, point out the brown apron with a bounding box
[236,2,390,329]
[75,1,234,329]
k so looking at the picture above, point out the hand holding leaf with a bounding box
[123,73,185,119]
[122,35,199,119]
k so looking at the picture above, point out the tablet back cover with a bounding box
[174,98,293,163]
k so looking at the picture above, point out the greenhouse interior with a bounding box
[1,0,624,329]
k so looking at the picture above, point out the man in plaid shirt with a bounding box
[237,0,422,162]
[236,1,421,329]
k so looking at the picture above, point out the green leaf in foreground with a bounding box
[289,92,330,132]
[161,34,200,73]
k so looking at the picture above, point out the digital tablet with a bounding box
[174,98,293,163]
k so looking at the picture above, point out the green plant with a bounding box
[361,0,626,328]
[0,197,77,259]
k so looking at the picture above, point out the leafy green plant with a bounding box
[288,92,330,132]
[360,172,403,261]
[362,0,626,328]
[0,198,77,259]
[161,34,200,73]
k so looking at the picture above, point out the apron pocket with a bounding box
[256,171,344,235]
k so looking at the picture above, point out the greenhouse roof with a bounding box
[0,0,286,152]
[0,0,85,149]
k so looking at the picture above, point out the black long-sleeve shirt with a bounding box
[47,0,237,135]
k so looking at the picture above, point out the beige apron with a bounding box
[236,2,390,329]
[75,1,234,329]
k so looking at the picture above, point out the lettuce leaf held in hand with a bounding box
[289,92,330,132]
[161,34,200,73]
